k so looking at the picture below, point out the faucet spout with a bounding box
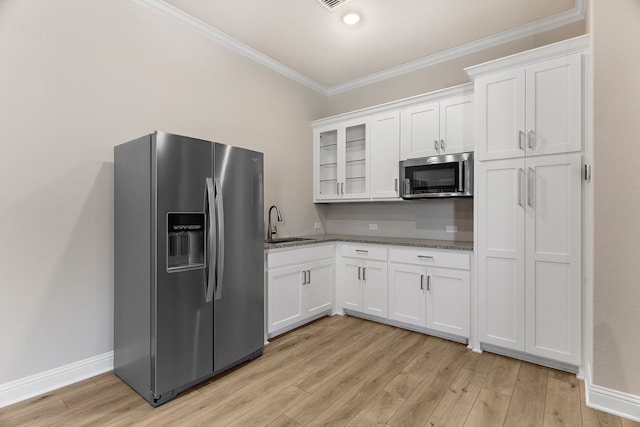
[267,205,283,240]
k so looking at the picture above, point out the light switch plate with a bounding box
[369,224,378,230]
[446,225,458,233]
[314,223,321,229]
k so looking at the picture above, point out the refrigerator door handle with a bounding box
[214,178,225,300]
[205,177,216,303]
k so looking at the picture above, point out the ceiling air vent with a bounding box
[317,0,351,11]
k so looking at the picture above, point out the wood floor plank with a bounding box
[285,345,390,425]
[578,376,603,427]
[387,343,472,427]
[464,388,511,427]
[543,376,582,427]
[425,367,488,427]
[463,350,496,376]
[0,395,68,426]
[384,337,452,400]
[346,389,406,427]
[306,358,404,426]
[293,325,383,393]
[483,354,521,397]
[227,385,309,427]
[0,315,600,427]
[201,367,309,426]
[503,362,549,427]
[266,414,304,427]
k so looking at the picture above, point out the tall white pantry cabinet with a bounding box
[466,36,588,367]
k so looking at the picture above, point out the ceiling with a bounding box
[140,0,582,94]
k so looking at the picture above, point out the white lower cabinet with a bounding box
[266,244,334,336]
[388,247,470,338]
[339,244,388,317]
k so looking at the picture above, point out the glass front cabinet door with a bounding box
[314,119,370,202]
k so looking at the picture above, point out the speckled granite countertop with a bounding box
[264,234,473,251]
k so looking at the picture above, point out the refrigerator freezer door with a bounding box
[213,144,264,372]
[154,133,214,398]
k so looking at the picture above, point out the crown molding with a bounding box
[132,0,329,95]
[327,0,586,95]
[132,0,585,97]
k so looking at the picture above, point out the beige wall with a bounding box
[591,0,640,395]
[0,0,325,384]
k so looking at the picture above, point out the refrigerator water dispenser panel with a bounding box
[167,212,205,271]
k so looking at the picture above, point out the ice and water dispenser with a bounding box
[167,213,205,271]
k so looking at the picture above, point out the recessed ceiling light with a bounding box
[342,12,361,25]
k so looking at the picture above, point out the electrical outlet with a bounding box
[314,223,321,229]
[446,225,458,233]
[369,224,378,230]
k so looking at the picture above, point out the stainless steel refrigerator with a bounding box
[114,131,264,406]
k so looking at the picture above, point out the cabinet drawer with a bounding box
[267,244,334,269]
[339,243,387,261]
[388,247,470,270]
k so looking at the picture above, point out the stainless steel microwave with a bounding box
[399,152,473,199]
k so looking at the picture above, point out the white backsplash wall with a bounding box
[322,199,473,241]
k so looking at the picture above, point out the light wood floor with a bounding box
[1,315,637,427]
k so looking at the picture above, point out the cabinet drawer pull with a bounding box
[417,255,434,260]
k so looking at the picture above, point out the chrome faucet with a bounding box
[267,205,283,240]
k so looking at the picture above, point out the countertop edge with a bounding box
[264,234,473,251]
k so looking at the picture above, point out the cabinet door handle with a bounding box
[301,270,307,285]
[518,130,525,150]
[362,267,366,281]
[440,139,445,152]
[358,266,361,280]
[336,182,340,195]
[420,274,424,290]
[306,270,311,284]
[528,167,535,207]
[517,168,524,207]
[341,182,344,195]
[427,275,431,291]
[394,178,398,192]
[528,129,535,149]
[434,140,439,152]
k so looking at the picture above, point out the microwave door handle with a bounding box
[459,162,464,192]
[204,178,215,303]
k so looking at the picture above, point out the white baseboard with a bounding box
[584,365,640,422]
[0,352,114,409]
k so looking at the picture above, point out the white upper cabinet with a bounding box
[474,54,582,161]
[312,83,472,203]
[314,119,370,202]
[370,111,401,199]
[400,94,474,160]
[400,102,440,159]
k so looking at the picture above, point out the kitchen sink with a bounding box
[265,237,315,244]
